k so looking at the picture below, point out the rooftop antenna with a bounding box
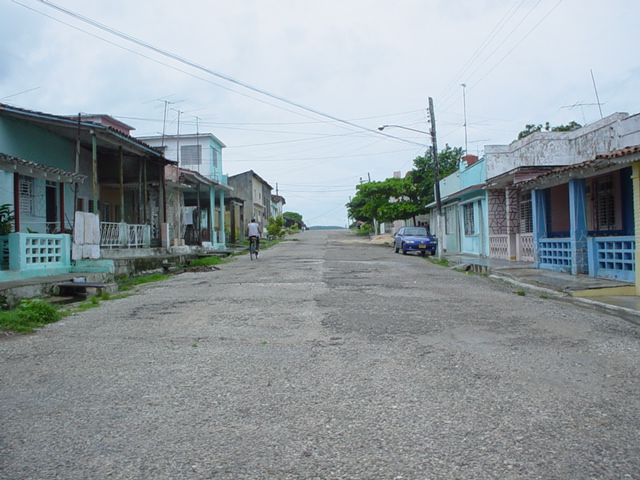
[461,84,468,155]
[590,69,604,119]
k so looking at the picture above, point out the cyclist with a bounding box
[246,218,262,258]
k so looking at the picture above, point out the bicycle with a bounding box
[249,236,259,260]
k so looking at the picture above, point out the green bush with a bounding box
[0,299,61,333]
[266,215,286,238]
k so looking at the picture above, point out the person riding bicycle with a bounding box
[246,218,262,258]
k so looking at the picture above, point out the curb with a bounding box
[489,273,640,322]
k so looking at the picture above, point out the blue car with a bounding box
[394,226,437,256]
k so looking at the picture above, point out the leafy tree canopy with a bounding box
[283,211,303,222]
[517,121,582,140]
[346,144,464,225]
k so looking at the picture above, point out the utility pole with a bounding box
[428,97,443,258]
[428,97,442,216]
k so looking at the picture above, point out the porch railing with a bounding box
[489,234,509,260]
[0,233,71,271]
[100,222,150,248]
[517,233,534,262]
[537,237,572,273]
[588,236,635,282]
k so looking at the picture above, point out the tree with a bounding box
[410,144,463,208]
[517,121,582,140]
[346,144,464,226]
[283,211,303,222]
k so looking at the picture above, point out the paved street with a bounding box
[1,229,640,479]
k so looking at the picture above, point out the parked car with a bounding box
[393,226,437,256]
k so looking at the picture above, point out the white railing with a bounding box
[489,234,509,259]
[517,233,534,262]
[100,222,150,248]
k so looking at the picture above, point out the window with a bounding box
[212,149,219,169]
[445,206,455,235]
[180,145,202,165]
[101,202,111,222]
[519,191,533,233]
[19,175,35,216]
[595,175,615,230]
[463,202,476,235]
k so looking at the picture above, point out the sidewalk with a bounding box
[444,253,640,322]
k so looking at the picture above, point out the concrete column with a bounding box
[209,185,217,246]
[219,189,226,247]
[505,187,519,260]
[531,189,547,268]
[632,163,640,295]
[569,179,588,275]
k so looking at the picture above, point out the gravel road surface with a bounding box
[1,229,640,479]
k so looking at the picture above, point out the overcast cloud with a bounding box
[1,0,638,226]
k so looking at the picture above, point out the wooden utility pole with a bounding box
[428,97,443,258]
[428,97,442,216]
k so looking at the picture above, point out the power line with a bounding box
[18,0,426,149]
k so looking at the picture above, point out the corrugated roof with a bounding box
[0,153,86,183]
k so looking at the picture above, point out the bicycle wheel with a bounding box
[249,239,256,260]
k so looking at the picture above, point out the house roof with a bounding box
[485,165,560,189]
[0,103,175,165]
[228,169,273,190]
[271,194,286,205]
[179,167,233,192]
[518,145,640,190]
[0,153,87,184]
[139,132,227,149]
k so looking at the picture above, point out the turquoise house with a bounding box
[0,103,174,281]
[437,155,488,257]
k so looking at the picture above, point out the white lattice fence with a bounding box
[489,235,509,259]
[518,233,534,261]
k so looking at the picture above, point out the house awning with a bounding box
[0,153,86,183]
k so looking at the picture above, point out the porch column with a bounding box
[632,163,640,295]
[569,178,588,275]
[531,189,547,268]
[91,132,98,214]
[505,187,519,260]
[209,185,216,246]
[219,189,226,246]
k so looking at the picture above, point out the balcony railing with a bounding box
[100,222,150,248]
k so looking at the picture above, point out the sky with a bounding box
[1,0,639,227]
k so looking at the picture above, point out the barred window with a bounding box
[181,145,202,165]
[595,175,615,230]
[464,203,476,235]
[19,175,35,216]
[519,191,533,233]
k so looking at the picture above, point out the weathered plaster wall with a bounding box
[485,112,639,180]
